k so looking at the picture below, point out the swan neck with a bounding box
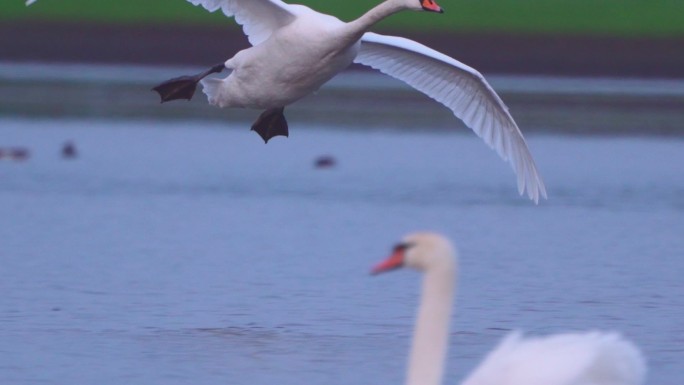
[406,265,455,385]
[346,0,406,37]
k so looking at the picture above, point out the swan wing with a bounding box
[355,32,546,203]
[460,331,647,385]
[187,0,296,45]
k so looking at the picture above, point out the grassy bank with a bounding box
[4,0,684,37]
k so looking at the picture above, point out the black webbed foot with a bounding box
[152,63,225,103]
[152,75,202,102]
[251,107,289,143]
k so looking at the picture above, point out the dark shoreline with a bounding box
[3,21,684,78]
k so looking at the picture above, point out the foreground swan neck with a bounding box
[407,266,455,385]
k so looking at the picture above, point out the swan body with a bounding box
[371,232,647,385]
[203,7,359,109]
[155,0,546,203]
[462,330,646,385]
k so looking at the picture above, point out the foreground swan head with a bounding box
[371,232,646,385]
[371,232,456,275]
[372,232,457,385]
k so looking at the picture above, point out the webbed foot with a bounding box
[152,63,225,103]
[251,107,289,143]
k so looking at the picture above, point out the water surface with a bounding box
[1,119,682,384]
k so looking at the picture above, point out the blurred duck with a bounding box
[0,147,30,162]
[61,141,78,159]
[314,155,336,169]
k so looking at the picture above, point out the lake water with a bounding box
[1,117,682,385]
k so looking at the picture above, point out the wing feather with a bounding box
[355,32,547,203]
[187,0,296,45]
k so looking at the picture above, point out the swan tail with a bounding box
[199,78,227,108]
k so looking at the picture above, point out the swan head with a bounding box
[418,0,444,13]
[371,232,457,275]
[393,0,444,13]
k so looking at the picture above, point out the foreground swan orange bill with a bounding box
[372,232,647,385]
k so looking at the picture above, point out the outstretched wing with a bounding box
[187,0,296,46]
[355,32,547,203]
[460,331,646,385]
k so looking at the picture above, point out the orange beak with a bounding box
[370,248,406,275]
[421,0,444,13]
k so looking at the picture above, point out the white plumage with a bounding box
[354,32,544,199]
[462,331,646,385]
[26,0,547,202]
[180,0,547,203]
[372,232,647,385]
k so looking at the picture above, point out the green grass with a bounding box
[4,0,684,37]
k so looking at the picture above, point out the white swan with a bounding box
[150,0,546,203]
[371,232,647,385]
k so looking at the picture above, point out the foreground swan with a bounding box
[371,232,646,385]
[150,0,546,203]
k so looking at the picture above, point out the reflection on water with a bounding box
[0,119,682,385]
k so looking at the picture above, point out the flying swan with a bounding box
[157,0,547,203]
[371,232,647,385]
[27,0,546,203]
